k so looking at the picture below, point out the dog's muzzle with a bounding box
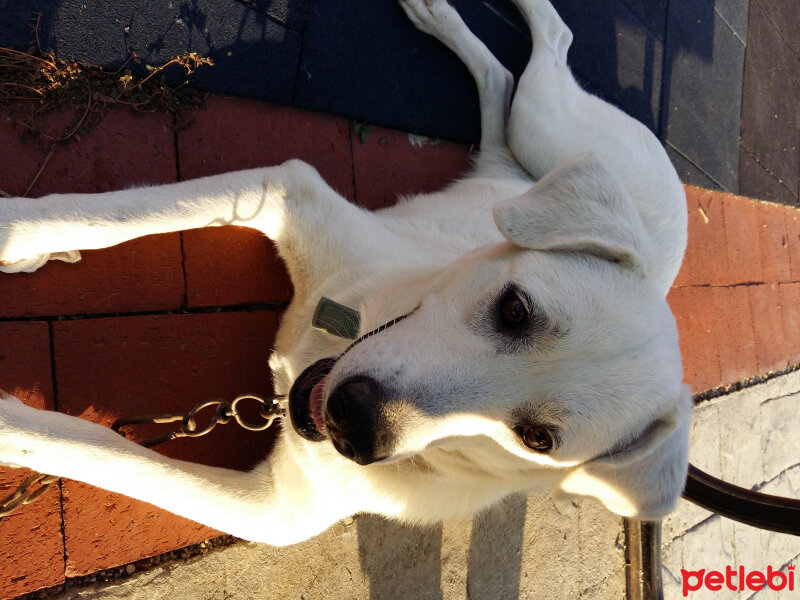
[288,358,336,442]
[325,376,395,465]
[288,361,396,465]
[289,308,414,461]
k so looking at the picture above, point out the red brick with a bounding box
[52,311,281,575]
[178,96,354,197]
[183,228,292,308]
[0,104,184,317]
[749,284,789,372]
[351,126,472,210]
[0,322,65,599]
[678,186,729,287]
[779,282,800,363]
[0,103,176,197]
[177,97,350,307]
[667,286,722,392]
[723,196,763,284]
[786,206,800,281]
[61,481,216,577]
[712,286,759,385]
[758,202,793,283]
[0,235,184,318]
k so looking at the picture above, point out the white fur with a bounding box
[0,0,690,545]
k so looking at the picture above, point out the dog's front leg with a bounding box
[0,160,378,288]
[0,391,352,545]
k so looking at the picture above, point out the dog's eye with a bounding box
[516,425,554,452]
[498,289,529,328]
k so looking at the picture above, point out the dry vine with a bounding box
[0,13,214,195]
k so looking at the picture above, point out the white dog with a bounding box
[0,0,690,545]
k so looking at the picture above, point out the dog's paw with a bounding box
[0,250,82,273]
[400,0,461,38]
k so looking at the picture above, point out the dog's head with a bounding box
[290,155,690,521]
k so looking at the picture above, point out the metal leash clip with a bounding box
[111,394,286,448]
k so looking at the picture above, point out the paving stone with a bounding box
[52,311,281,575]
[757,467,800,570]
[667,146,722,192]
[660,534,684,600]
[740,2,800,205]
[753,0,800,56]
[0,322,65,599]
[717,386,764,486]
[465,494,526,599]
[554,0,665,134]
[576,502,624,599]
[517,495,582,598]
[746,368,800,403]
[618,0,668,40]
[757,202,794,284]
[689,402,722,477]
[760,392,800,483]
[749,284,790,373]
[734,519,766,589]
[739,149,800,207]
[0,105,184,318]
[710,0,750,43]
[296,0,667,144]
[664,0,745,192]
[664,420,723,539]
[351,127,472,210]
[358,516,448,600]
[680,515,735,599]
[294,0,494,144]
[48,495,619,600]
[0,0,302,105]
[723,196,764,285]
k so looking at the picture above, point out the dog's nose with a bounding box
[325,376,394,465]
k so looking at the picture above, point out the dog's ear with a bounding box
[558,387,691,520]
[493,155,654,277]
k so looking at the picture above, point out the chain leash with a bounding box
[0,394,284,523]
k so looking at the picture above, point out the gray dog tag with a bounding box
[312,297,361,340]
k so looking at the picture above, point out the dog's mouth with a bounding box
[288,357,337,442]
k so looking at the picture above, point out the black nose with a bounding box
[325,376,395,465]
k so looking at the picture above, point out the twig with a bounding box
[24,144,55,197]
[61,92,92,140]
[33,12,44,54]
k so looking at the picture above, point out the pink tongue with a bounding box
[309,377,328,435]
